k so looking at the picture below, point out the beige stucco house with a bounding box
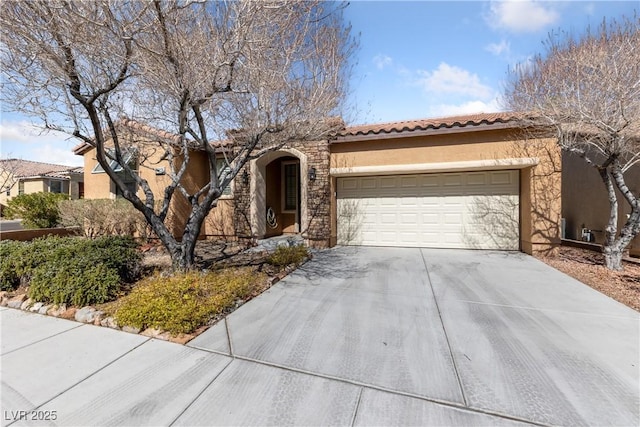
[0,159,84,213]
[74,113,581,255]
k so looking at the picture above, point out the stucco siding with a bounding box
[330,130,562,255]
[562,152,640,254]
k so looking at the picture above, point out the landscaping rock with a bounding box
[20,298,34,311]
[30,302,44,312]
[92,311,106,325]
[47,304,66,317]
[6,294,26,309]
[0,292,10,307]
[60,307,77,320]
[38,304,52,315]
[100,316,119,329]
[75,306,97,323]
[122,325,141,334]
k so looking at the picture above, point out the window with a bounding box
[216,158,232,197]
[49,180,63,194]
[92,149,136,174]
[18,181,24,195]
[282,162,299,212]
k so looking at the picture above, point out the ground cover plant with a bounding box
[267,244,310,267]
[113,268,267,335]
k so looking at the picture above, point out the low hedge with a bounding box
[0,236,141,306]
[267,244,309,267]
[115,268,266,335]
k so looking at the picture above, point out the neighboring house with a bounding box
[0,159,84,212]
[74,113,568,255]
[562,152,640,256]
[73,120,236,239]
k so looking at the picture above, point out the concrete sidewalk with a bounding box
[1,247,638,426]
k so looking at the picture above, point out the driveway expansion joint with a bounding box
[222,353,545,427]
[3,336,153,427]
[168,357,235,427]
[0,320,84,357]
[349,388,364,427]
[420,248,469,407]
[224,317,234,357]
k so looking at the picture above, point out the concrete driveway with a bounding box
[1,247,638,426]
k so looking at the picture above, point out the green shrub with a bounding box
[4,192,68,228]
[115,268,265,335]
[0,240,26,291]
[267,244,309,267]
[25,236,140,306]
[0,235,141,305]
[29,262,121,306]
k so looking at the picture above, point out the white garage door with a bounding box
[337,170,520,250]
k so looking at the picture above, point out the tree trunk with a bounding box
[169,244,195,271]
[602,245,624,271]
[597,162,640,272]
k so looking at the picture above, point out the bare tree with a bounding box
[504,16,640,270]
[1,0,355,269]
[0,158,21,198]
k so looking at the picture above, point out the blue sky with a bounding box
[0,0,637,166]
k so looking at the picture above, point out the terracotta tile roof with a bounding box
[71,119,228,155]
[0,159,78,179]
[338,112,522,138]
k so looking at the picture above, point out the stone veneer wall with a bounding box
[232,164,253,242]
[299,140,331,248]
[232,140,332,248]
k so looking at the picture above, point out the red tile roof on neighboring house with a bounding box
[0,159,79,179]
[336,112,522,141]
[71,118,223,156]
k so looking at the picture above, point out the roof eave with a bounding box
[73,142,93,155]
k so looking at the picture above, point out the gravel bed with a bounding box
[540,246,640,312]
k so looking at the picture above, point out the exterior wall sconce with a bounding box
[242,169,249,185]
[308,167,316,182]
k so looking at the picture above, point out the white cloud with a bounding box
[485,39,511,56]
[486,0,559,33]
[0,120,82,166]
[29,144,84,166]
[428,99,502,117]
[0,120,70,145]
[373,54,393,70]
[415,63,494,100]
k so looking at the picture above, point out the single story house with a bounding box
[0,159,84,212]
[72,112,639,256]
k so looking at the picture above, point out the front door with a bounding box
[264,156,300,237]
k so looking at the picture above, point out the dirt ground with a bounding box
[540,246,640,312]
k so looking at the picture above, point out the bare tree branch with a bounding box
[1,0,356,269]
[505,15,640,270]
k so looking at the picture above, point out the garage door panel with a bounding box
[337,170,520,250]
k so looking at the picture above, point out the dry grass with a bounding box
[540,246,640,312]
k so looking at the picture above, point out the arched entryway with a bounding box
[250,149,309,239]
